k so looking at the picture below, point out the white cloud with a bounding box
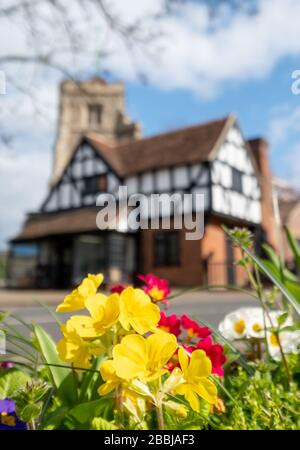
[2,0,300,96]
[103,0,300,96]
[0,148,51,250]
[2,0,300,248]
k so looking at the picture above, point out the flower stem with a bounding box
[275,332,292,384]
[247,260,292,385]
[116,385,123,412]
[155,377,165,430]
[156,401,164,430]
[27,419,36,430]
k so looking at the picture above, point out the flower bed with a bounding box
[0,228,299,430]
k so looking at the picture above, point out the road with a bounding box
[0,288,258,341]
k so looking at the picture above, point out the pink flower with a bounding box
[196,337,226,377]
[0,362,13,369]
[182,344,196,354]
[138,274,171,303]
[110,284,127,294]
[181,315,211,339]
[182,338,226,377]
[158,312,181,337]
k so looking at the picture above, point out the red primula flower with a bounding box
[158,312,181,337]
[181,315,211,339]
[196,336,226,377]
[182,344,196,355]
[0,362,13,369]
[138,273,171,303]
[182,338,226,377]
[110,284,127,294]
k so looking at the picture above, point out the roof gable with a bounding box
[52,115,235,187]
[87,115,230,178]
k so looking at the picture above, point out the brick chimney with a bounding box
[248,138,279,250]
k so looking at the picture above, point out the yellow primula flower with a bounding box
[85,293,120,335]
[56,273,104,313]
[98,360,122,395]
[111,332,177,382]
[175,347,217,412]
[63,315,96,339]
[119,287,160,334]
[57,324,103,370]
[148,287,165,302]
[65,293,120,339]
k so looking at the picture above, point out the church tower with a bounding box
[51,77,142,184]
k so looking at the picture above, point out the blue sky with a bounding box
[1,0,300,250]
[125,55,300,182]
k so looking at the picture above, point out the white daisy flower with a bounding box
[267,330,300,361]
[218,308,249,340]
[219,307,294,341]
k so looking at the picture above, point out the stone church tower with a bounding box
[51,78,142,184]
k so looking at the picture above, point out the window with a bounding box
[88,104,102,126]
[12,244,38,258]
[82,176,98,196]
[232,168,243,193]
[155,232,180,266]
[82,175,107,196]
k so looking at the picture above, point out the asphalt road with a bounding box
[2,289,258,342]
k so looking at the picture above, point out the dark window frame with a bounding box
[82,176,99,196]
[82,174,107,197]
[232,168,243,193]
[154,231,180,267]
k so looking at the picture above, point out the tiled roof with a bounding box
[12,208,100,241]
[86,116,231,177]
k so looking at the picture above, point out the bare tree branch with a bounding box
[0,0,257,150]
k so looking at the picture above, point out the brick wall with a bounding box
[139,217,248,287]
[248,138,279,251]
[201,218,248,287]
[139,225,204,286]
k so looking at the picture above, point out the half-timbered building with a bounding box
[8,79,277,288]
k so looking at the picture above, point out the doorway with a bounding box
[53,239,73,289]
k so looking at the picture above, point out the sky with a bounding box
[1,0,300,250]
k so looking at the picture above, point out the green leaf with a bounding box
[225,227,300,317]
[262,261,300,302]
[56,372,78,406]
[210,374,240,408]
[91,417,118,430]
[40,406,69,430]
[0,369,31,399]
[285,280,300,302]
[34,324,69,388]
[0,311,9,323]
[67,398,114,425]
[285,226,300,271]
[79,355,104,402]
[277,312,289,327]
[280,322,300,332]
[262,259,298,284]
[262,243,281,269]
[19,403,42,422]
